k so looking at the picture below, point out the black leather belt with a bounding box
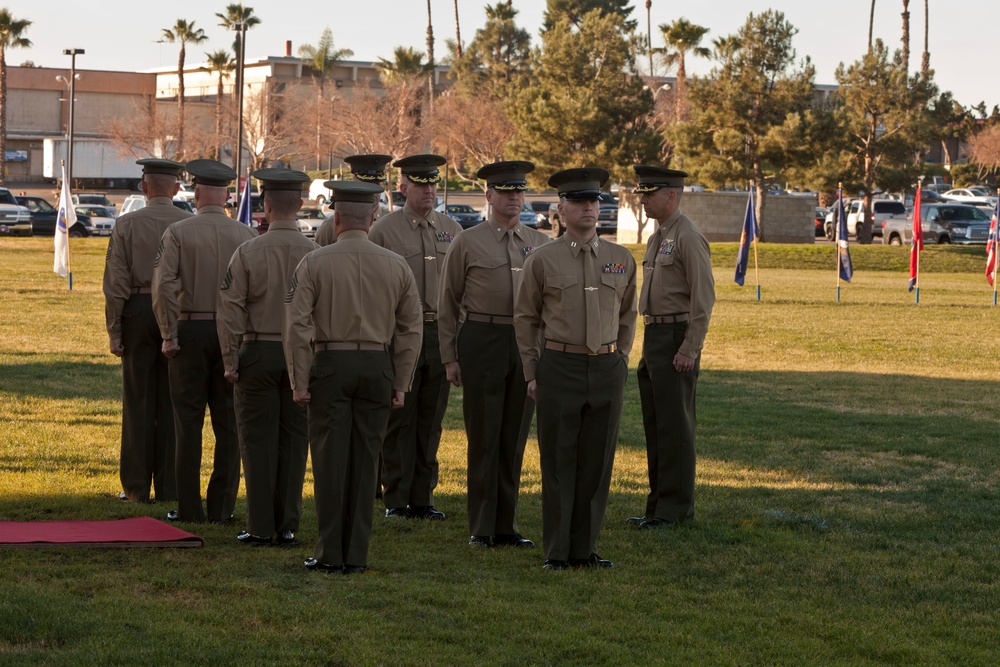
[466,313,513,325]
[644,313,689,324]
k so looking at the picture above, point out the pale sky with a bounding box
[16,0,1000,110]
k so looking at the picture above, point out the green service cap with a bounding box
[185,159,237,187]
[393,154,446,184]
[252,168,310,192]
[136,158,184,176]
[344,154,393,183]
[326,180,384,203]
[476,160,534,191]
[548,167,610,200]
[633,165,687,193]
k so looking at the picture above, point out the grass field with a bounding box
[1,237,998,665]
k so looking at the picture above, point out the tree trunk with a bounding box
[674,53,687,122]
[0,47,7,185]
[901,1,910,73]
[753,161,766,243]
[177,44,186,162]
[868,0,876,51]
[215,76,223,162]
[453,0,462,59]
[427,0,436,120]
[921,0,930,79]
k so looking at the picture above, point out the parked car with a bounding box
[174,183,197,202]
[436,202,483,229]
[72,193,117,217]
[120,194,195,215]
[379,190,406,210]
[75,205,116,236]
[548,192,618,237]
[940,187,998,208]
[881,214,949,246]
[308,179,332,204]
[814,207,828,237]
[529,201,551,229]
[922,203,992,245]
[0,189,35,236]
[519,203,538,229]
[296,207,328,238]
[824,199,905,240]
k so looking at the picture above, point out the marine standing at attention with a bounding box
[285,180,423,574]
[217,168,318,546]
[627,165,715,530]
[368,154,463,521]
[103,158,190,504]
[513,167,637,570]
[152,159,257,524]
[438,160,549,549]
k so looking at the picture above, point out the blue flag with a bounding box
[235,175,252,226]
[734,188,758,286]
[836,189,853,283]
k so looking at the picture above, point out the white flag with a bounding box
[53,164,76,278]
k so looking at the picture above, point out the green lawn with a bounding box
[1,237,998,665]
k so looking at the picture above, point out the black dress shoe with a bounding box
[408,505,447,520]
[385,507,407,518]
[342,565,367,575]
[303,558,343,574]
[118,491,129,501]
[625,515,647,526]
[236,531,272,546]
[275,530,298,547]
[639,518,685,530]
[543,559,568,571]
[493,533,535,548]
[587,553,614,568]
[468,535,492,547]
[165,510,179,522]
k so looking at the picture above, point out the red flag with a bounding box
[908,186,923,292]
[986,198,999,286]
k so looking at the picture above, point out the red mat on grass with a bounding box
[0,516,203,548]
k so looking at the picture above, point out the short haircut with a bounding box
[143,172,178,198]
[334,200,376,229]
[264,189,302,216]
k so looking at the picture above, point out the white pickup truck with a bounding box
[824,199,906,240]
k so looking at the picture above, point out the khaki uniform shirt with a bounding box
[314,203,389,247]
[216,219,320,373]
[152,205,257,340]
[639,209,715,359]
[283,229,423,394]
[368,202,463,313]
[438,218,550,364]
[514,232,637,382]
[103,197,191,338]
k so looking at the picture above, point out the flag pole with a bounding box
[63,160,73,291]
[836,183,842,303]
[751,182,760,301]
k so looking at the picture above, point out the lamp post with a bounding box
[62,49,84,193]
[234,22,247,189]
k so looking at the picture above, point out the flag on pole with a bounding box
[836,188,853,283]
[908,185,923,292]
[986,197,999,286]
[235,173,252,226]
[53,163,76,279]
[734,188,758,286]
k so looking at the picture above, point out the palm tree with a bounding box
[0,9,31,185]
[711,35,741,68]
[921,0,930,79]
[298,27,353,169]
[205,50,234,161]
[162,19,207,161]
[215,4,261,106]
[655,18,710,120]
[901,0,910,72]
[376,46,433,85]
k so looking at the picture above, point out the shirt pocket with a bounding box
[388,244,421,260]
[599,273,627,312]
[543,274,578,302]
[469,256,509,292]
[435,241,454,257]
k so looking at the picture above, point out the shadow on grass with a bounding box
[0,353,121,401]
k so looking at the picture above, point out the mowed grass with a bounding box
[1,237,999,665]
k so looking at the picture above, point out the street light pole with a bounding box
[62,49,84,193]
[234,22,247,188]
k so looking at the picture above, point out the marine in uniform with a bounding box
[315,154,393,247]
[368,154,463,520]
[284,180,423,574]
[152,159,257,523]
[438,160,549,548]
[627,166,715,529]
[217,168,318,546]
[513,168,637,570]
[103,158,190,503]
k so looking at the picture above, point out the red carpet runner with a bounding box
[0,516,203,548]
